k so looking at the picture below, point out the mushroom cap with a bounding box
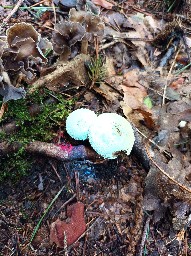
[66,108,97,140]
[88,113,135,159]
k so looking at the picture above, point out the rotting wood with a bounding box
[29,54,91,93]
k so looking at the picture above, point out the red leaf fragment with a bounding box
[136,108,155,130]
[169,77,185,90]
[50,202,86,247]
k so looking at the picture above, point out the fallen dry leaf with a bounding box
[136,108,155,130]
[169,77,185,90]
[50,202,86,247]
[120,69,147,113]
[92,0,114,9]
[125,14,155,66]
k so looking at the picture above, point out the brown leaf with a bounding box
[120,69,147,112]
[169,77,185,90]
[92,0,114,9]
[136,108,155,130]
[125,14,155,66]
[50,202,86,247]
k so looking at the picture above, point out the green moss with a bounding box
[0,153,31,183]
[0,89,75,183]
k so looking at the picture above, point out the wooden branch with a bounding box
[0,141,100,161]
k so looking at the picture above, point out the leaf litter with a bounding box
[0,0,191,255]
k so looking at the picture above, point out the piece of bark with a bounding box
[29,54,91,93]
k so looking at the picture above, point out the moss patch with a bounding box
[0,89,75,183]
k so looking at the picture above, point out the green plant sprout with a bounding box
[86,56,106,86]
[30,186,65,243]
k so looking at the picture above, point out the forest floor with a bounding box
[1,0,191,255]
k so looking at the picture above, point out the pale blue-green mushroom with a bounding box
[66,108,97,140]
[88,113,135,159]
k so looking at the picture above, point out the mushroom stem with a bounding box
[81,38,89,54]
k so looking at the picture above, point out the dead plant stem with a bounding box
[162,47,180,105]
[29,0,47,7]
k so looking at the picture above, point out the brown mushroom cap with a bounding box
[2,22,48,80]
[6,23,39,46]
[52,21,86,55]
[69,8,105,42]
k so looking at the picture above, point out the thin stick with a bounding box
[3,0,24,23]
[135,127,164,152]
[162,48,180,105]
[53,194,76,217]
[145,142,191,194]
[75,171,80,201]
[50,162,63,184]
[30,0,47,7]
[51,0,57,25]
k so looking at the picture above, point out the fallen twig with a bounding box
[0,141,100,161]
[3,0,24,23]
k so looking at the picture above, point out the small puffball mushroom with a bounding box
[66,108,97,140]
[178,120,187,128]
[88,113,135,159]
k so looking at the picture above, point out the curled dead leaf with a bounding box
[135,108,155,130]
[120,69,147,112]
